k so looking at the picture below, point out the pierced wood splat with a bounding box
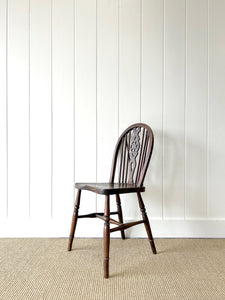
[128,127,141,184]
[111,125,153,186]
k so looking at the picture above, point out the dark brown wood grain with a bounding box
[116,194,125,239]
[67,123,156,278]
[137,192,157,254]
[103,195,110,278]
[67,189,81,251]
[75,182,145,195]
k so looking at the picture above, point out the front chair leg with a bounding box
[68,189,81,251]
[116,194,125,240]
[104,195,110,278]
[137,192,157,254]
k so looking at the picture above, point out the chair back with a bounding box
[109,123,154,186]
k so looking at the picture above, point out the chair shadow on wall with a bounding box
[162,132,185,217]
[163,133,206,218]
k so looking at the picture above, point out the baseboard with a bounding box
[0,218,225,238]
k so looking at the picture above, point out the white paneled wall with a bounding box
[30,0,52,220]
[0,0,7,219]
[0,0,225,238]
[186,0,208,219]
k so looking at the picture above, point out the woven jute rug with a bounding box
[0,238,224,299]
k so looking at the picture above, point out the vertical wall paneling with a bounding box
[208,0,225,218]
[0,0,7,218]
[75,0,97,219]
[119,0,141,130]
[52,0,73,224]
[163,0,185,219]
[119,0,141,222]
[96,0,118,213]
[1,0,225,237]
[7,0,30,218]
[185,0,208,219]
[30,0,52,219]
[142,0,163,219]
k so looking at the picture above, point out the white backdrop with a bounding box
[0,0,225,238]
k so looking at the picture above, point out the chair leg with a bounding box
[137,192,157,254]
[104,195,110,278]
[68,189,81,251]
[116,194,125,240]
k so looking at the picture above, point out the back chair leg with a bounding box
[68,189,81,251]
[104,195,110,278]
[116,194,125,240]
[137,192,157,254]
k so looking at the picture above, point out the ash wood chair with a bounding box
[68,123,157,278]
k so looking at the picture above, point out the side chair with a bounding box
[68,123,157,278]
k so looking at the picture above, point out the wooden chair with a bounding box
[68,123,157,278]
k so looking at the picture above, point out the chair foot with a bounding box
[149,239,157,254]
[144,221,157,254]
[67,237,73,251]
[137,192,157,255]
[67,189,81,251]
[104,259,109,279]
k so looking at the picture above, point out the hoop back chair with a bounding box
[68,123,157,278]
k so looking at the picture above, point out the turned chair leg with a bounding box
[68,189,81,251]
[137,192,157,254]
[104,195,110,278]
[116,194,125,240]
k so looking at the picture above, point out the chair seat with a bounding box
[75,182,145,195]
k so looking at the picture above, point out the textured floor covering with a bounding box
[0,238,225,300]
